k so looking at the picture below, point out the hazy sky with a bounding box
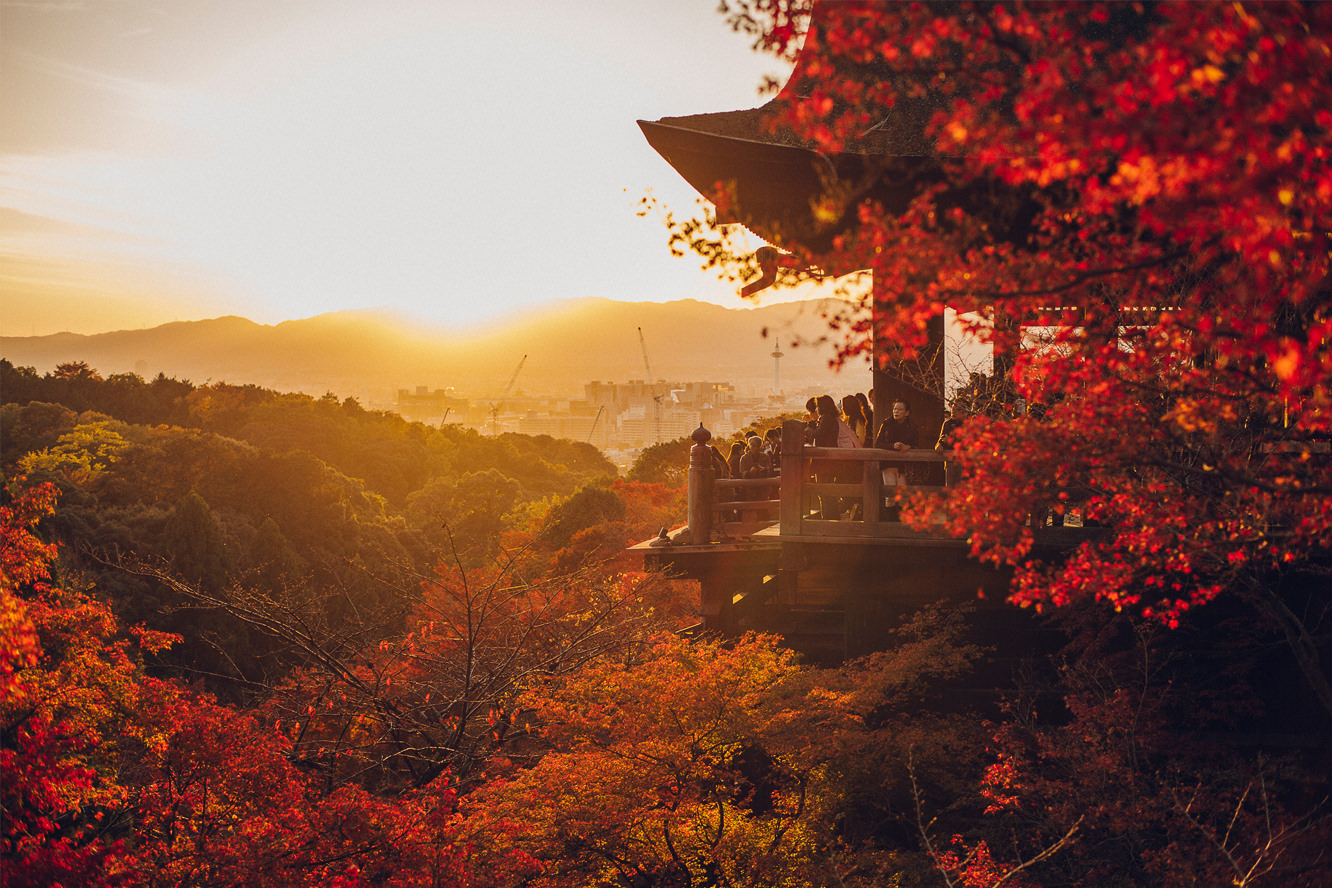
[1,0,807,336]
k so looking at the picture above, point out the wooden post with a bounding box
[687,424,714,545]
[780,419,806,535]
[862,456,882,524]
[871,275,946,451]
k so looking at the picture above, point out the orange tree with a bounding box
[683,1,1332,714]
[462,632,831,887]
[458,604,1007,888]
[1,479,537,887]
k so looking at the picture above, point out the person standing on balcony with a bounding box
[856,391,874,445]
[763,428,782,478]
[740,435,769,479]
[875,398,921,452]
[803,397,820,444]
[843,394,871,448]
[813,395,853,518]
[727,441,745,479]
[935,406,968,487]
[875,399,922,513]
[710,443,731,478]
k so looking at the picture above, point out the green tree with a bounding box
[163,490,231,595]
[18,420,131,483]
[0,402,78,474]
[540,483,627,550]
[247,516,306,593]
[627,435,692,487]
[406,469,523,563]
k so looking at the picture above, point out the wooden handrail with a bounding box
[779,419,951,538]
[681,421,957,544]
[711,477,781,535]
[802,446,949,462]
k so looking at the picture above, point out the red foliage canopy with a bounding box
[703,2,1330,617]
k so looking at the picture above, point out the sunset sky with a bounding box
[1,0,808,337]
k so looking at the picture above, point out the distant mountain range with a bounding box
[2,297,867,406]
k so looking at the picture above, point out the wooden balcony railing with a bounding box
[683,419,953,544]
[711,477,782,538]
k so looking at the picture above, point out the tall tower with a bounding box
[770,339,784,395]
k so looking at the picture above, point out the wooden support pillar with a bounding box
[870,275,946,448]
[698,575,732,634]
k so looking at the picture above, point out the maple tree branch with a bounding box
[1171,773,1292,887]
[931,241,1209,306]
[764,773,807,857]
[910,745,1084,888]
[907,749,958,888]
[989,816,1084,888]
[1243,576,1332,721]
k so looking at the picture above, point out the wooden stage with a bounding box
[632,420,1092,664]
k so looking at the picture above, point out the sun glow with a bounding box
[1,1,793,335]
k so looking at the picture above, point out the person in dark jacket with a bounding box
[814,395,841,447]
[763,427,782,477]
[804,396,820,444]
[814,395,846,517]
[934,407,967,487]
[875,399,922,511]
[739,435,769,478]
[710,443,731,478]
[874,398,921,451]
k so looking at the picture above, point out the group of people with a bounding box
[714,427,782,481]
[797,393,925,518]
[803,393,922,455]
[704,393,930,482]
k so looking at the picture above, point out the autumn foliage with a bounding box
[699,0,1332,705]
[5,3,1332,886]
[1,480,540,886]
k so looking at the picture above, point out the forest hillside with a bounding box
[3,361,1329,886]
[1,359,688,694]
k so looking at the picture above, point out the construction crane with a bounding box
[586,405,605,443]
[637,327,654,383]
[637,327,663,444]
[489,354,527,435]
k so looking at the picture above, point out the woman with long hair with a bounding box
[855,391,873,446]
[814,395,853,518]
[727,440,745,479]
[842,394,869,447]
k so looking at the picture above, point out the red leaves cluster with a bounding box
[714,2,1332,630]
[1,481,533,887]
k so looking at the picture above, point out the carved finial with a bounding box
[690,424,714,470]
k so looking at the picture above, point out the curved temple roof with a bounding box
[637,1,950,262]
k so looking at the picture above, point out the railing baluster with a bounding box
[687,425,714,545]
[863,458,881,524]
[781,419,806,536]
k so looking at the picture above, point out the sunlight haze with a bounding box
[1,0,802,336]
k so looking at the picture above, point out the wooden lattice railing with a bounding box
[683,419,954,543]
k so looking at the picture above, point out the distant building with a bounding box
[518,412,610,449]
[395,377,801,451]
[396,386,469,425]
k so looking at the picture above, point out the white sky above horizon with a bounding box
[0,0,837,337]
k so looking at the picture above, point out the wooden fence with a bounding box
[685,419,953,543]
